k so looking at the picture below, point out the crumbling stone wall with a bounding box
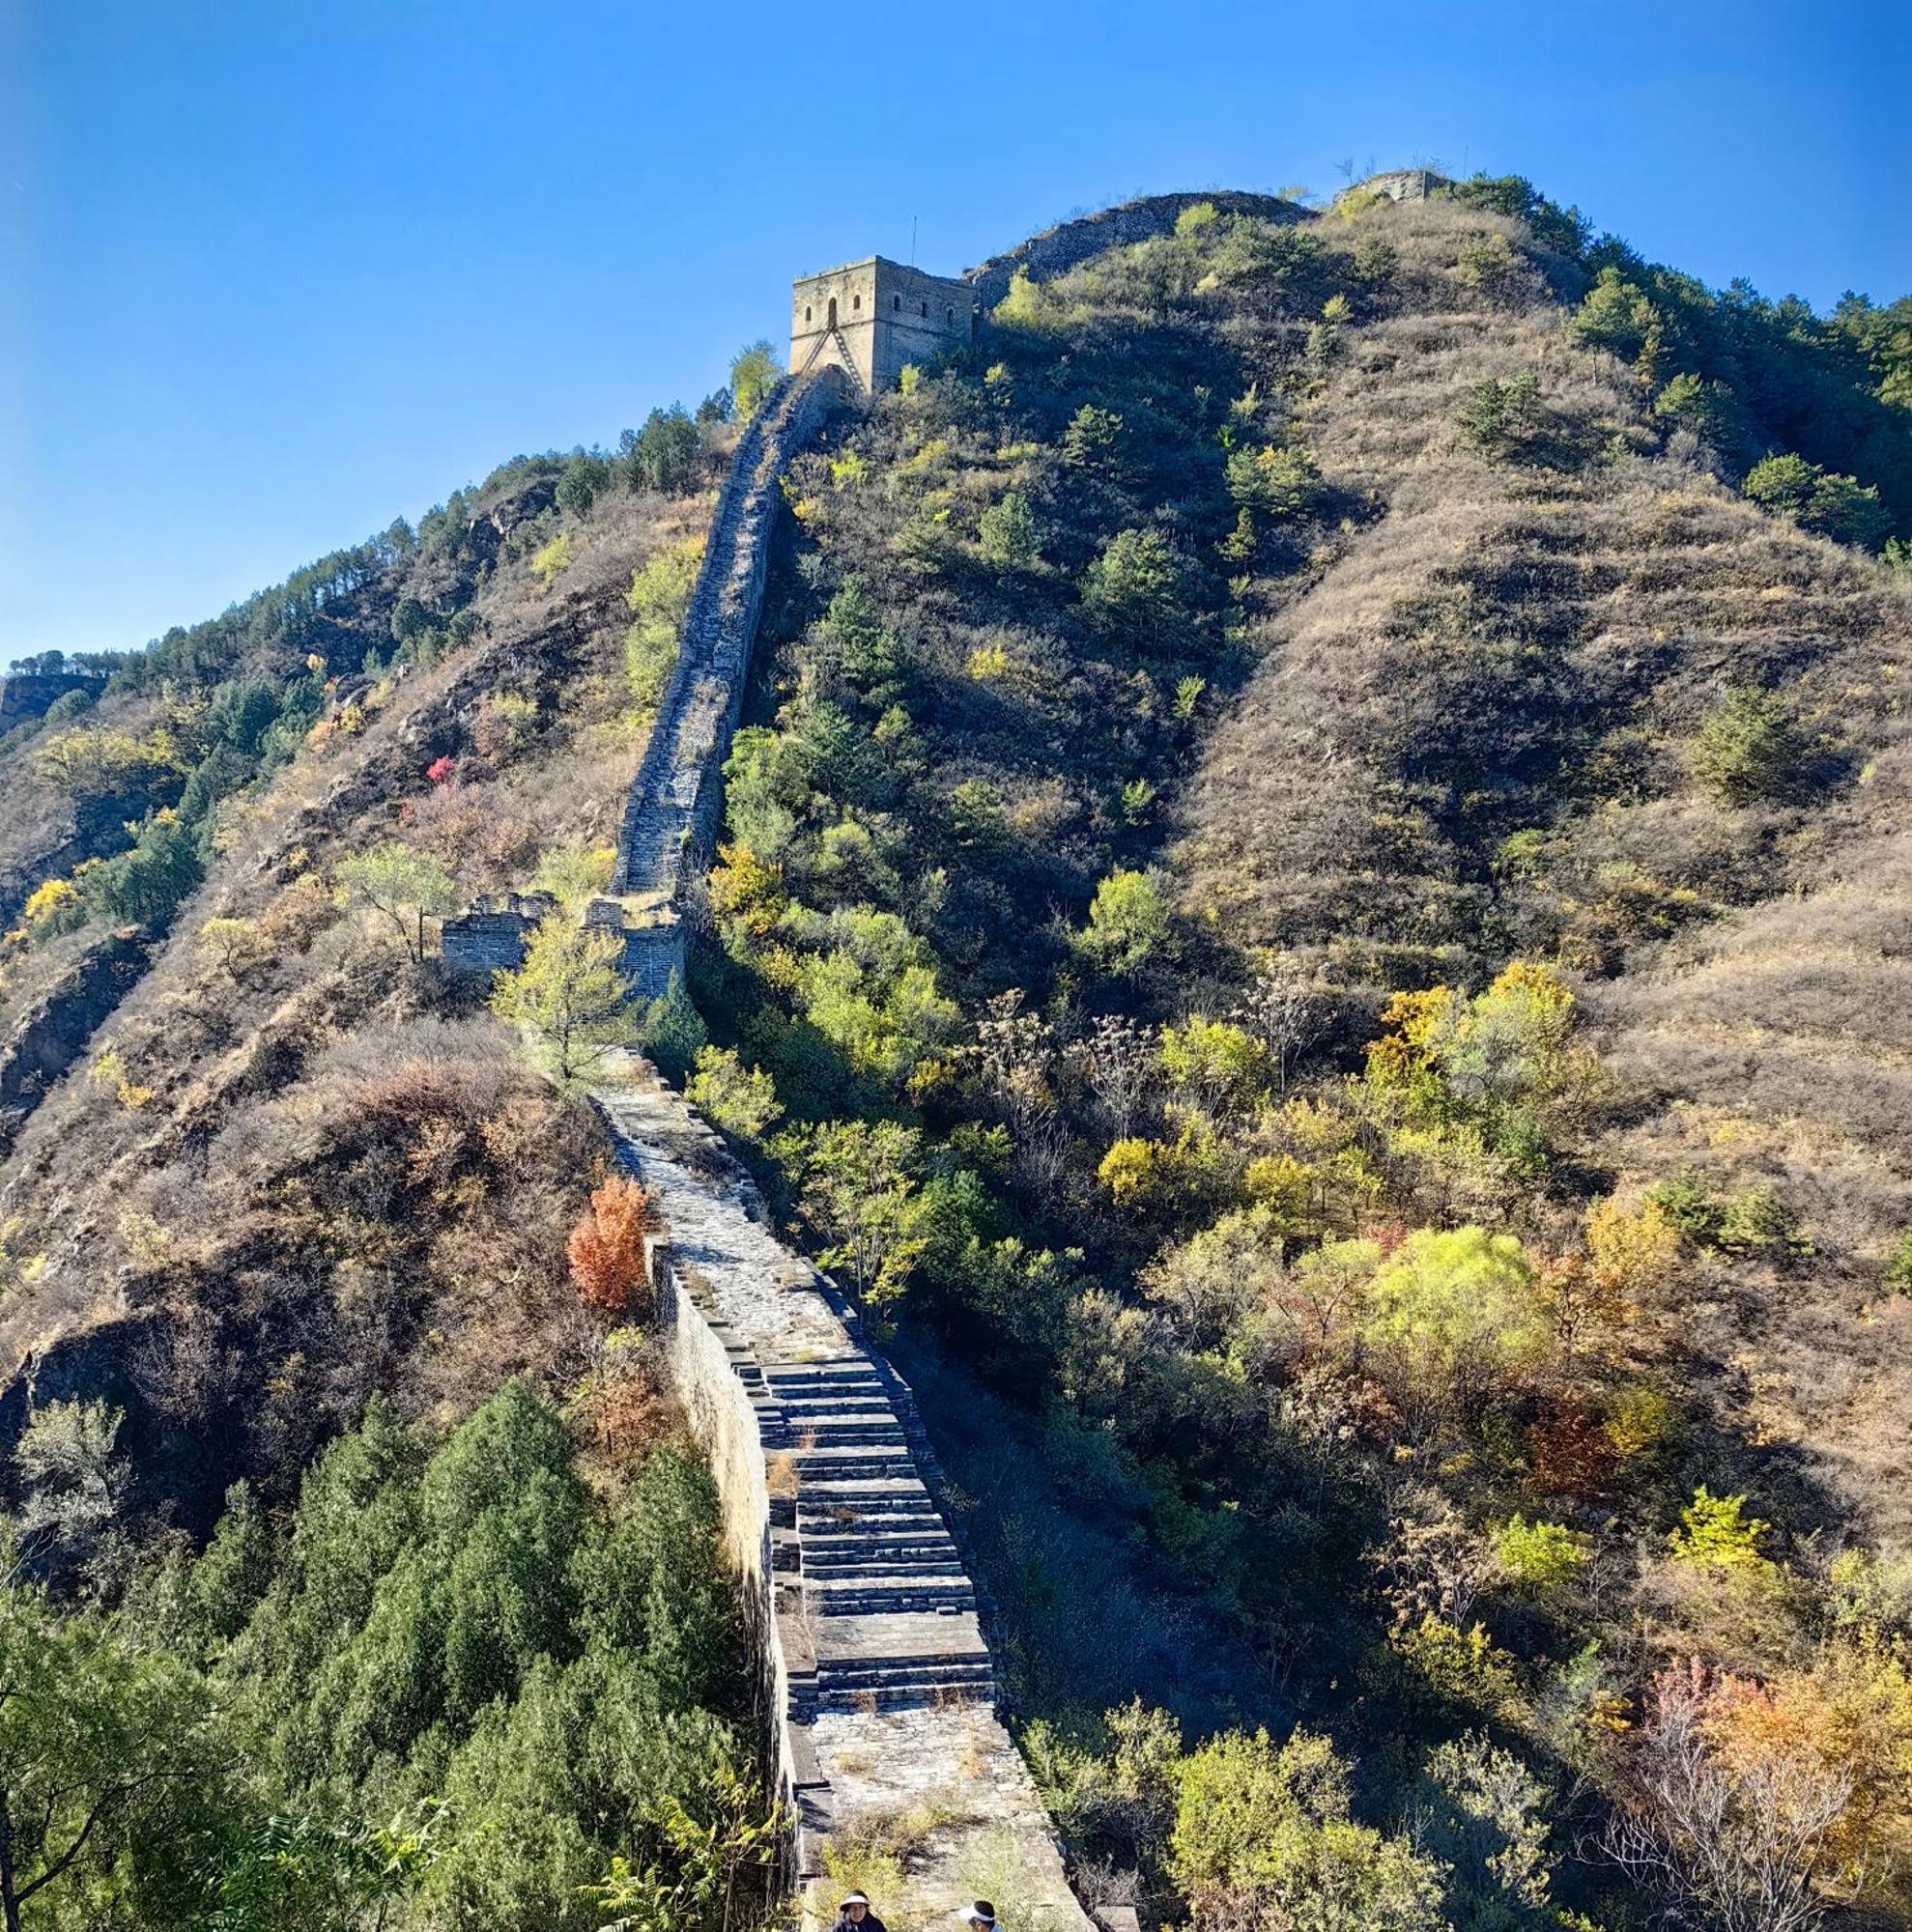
[963,188,1303,308]
[439,893,556,978]
[599,367,847,997]
[594,1056,1094,1932]
[612,368,846,903]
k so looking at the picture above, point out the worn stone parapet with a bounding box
[592,1054,1092,1932]
[440,891,556,978]
[962,188,1304,310]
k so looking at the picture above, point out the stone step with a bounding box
[763,1373,888,1395]
[802,1527,950,1555]
[804,1552,963,1578]
[807,1577,976,1616]
[786,1428,907,1449]
[812,1681,993,1714]
[802,1521,948,1550]
[792,1449,917,1480]
[771,1386,892,1406]
[816,1653,995,1690]
[799,1486,939,1517]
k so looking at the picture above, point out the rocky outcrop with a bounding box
[593,1055,1092,1932]
[0,928,153,1149]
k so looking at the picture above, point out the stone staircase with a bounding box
[591,1060,1089,1928]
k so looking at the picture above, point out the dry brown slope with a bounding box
[1177,194,1912,1525]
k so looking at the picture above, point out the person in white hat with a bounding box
[960,1903,999,1930]
[834,1892,888,1932]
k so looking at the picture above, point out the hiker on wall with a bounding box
[834,1892,888,1932]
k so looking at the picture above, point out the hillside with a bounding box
[4,175,1912,1930]
[692,183,1912,1930]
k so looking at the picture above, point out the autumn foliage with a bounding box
[566,1174,654,1316]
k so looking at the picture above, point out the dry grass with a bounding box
[1169,197,1912,1535]
[0,471,715,1526]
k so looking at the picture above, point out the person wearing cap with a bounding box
[833,1892,887,1932]
[960,1902,999,1931]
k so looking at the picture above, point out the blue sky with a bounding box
[5,0,1909,664]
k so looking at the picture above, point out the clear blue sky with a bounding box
[5,0,1908,665]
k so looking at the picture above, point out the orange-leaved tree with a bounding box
[567,1175,654,1316]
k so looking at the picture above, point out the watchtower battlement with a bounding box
[790,256,973,393]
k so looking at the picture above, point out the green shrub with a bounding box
[1744,452,1893,550]
[1453,372,1547,461]
[1687,686,1815,805]
[1495,1516,1589,1590]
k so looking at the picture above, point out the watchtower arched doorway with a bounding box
[826,296,838,330]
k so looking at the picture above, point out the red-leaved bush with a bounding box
[566,1174,653,1316]
[425,754,457,785]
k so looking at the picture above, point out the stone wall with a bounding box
[962,188,1304,309]
[595,1057,1094,1932]
[612,368,847,911]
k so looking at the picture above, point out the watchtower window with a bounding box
[893,294,900,311]
[827,297,837,329]
[946,306,955,325]
[852,293,861,312]
[920,300,927,317]
[804,305,812,323]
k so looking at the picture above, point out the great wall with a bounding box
[580,354,1097,1927]
[450,192,1295,1926]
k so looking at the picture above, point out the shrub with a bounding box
[1668,1487,1771,1571]
[626,536,704,715]
[1453,372,1547,461]
[1224,444,1323,518]
[1360,1227,1552,1407]
[686,1045,783,1147]
[1688,686,1815,804]
[1495,1517,1589,1590]
[1653,371,1748,451]
[196,916,267,983]
[556,452,612,517]
[1453,232,1519,297]
[567,1175,653,1317]
[529,531,573,588]
[20,874,84,944]
[1565,267,1665,379]
[1171,1727,1447,1932]
[640,969,709,1084]
[1082,527,1185,635]
[977,490,1042,570]
[1743,452,1893,550]
[729,340,782,422]
[1073,868,1170,980]
[1061,403,1126,469]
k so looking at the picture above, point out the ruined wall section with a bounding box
[613,370,843,901]
[593,1056,1094,1932]
[963,188,1305,308]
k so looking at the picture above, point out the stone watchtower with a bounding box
[789,256,974,393]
